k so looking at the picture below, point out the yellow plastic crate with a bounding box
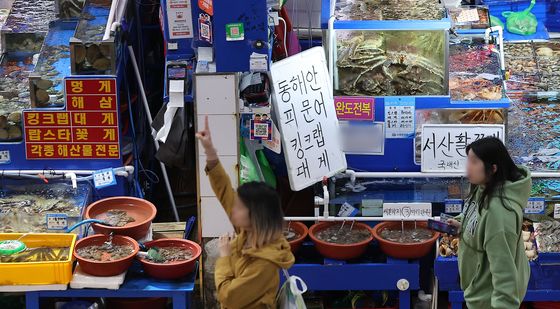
[0,233,76,285]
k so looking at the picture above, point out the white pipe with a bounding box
[109,22,121,38]
[64,172,77,189]
[103,0,119,41]
[128,45,180,222]
[0,166,133,176]
[285,216,431,222]
[322,184,329,217]
[343,169,560,179]
[485,26,505,71]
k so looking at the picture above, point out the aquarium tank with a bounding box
[330,0,449,97]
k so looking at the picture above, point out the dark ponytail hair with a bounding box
[466,137,522,212]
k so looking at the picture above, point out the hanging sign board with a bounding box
[271,47,347,191]
[421,124,505,173]
[23,77,120,160]
[383,203,432,219]
[166,0,194,39]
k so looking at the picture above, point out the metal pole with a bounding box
[128,45,180,222]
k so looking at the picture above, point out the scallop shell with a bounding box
[86,44,101,63]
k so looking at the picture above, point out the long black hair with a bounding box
[237,182,284,248]
[466,137,522,212]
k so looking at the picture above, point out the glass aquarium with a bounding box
[449,37,504,101]
[0,183,91,234]
[70,0,115,75]
[334,30,448,96]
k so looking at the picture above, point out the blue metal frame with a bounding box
[25,262,198,309]
[435,256,560,307]
[212,0,269,72]
[284,257,419,309]
[159,0,195,58]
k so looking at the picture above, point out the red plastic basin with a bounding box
[372,221,439,260]
[74,234,139,277]
[309,222,373,260]
[286,221,308,253]
[85,196,157,240]
[138,238,202,280]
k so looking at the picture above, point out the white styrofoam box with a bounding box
[197,114,238,156]
[201,197,235,237]
[195,74,238,115]
[198,155,239,197]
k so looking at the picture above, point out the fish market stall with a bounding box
[0,0,133,196]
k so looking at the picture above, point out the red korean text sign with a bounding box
[23,77,120,160]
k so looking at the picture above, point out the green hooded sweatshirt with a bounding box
[458,166,531,309]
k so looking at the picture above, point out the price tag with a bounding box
[93,168,117,189]
[554,204,560,219]
[0,150,10,164]
[46,213,68,230]
[525,197,546,214]
[445,199,463,214]
[338,202,359,217]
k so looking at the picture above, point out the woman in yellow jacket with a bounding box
[196,116,295,309]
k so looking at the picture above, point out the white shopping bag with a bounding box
[276,269,307,309]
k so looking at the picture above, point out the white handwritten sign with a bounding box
[383,203,432,219]
[421,124,505,173]
[271,47,347,191]
[554,204,560,219]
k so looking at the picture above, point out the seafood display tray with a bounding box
[2,0,56,34]
[505,41,560,95]
[449,37,506,102]
[0,233,77,286]
[0,183,92,234]
[436,255,560,291]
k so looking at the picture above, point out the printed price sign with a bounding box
[338,202,359,217]
[93,168,117,189]
[554,204,560,219]
[383,203,432,219]
[24,77,120,160]
[166,0,194,39]
[385,97,415,139]
[445,199,463,214]
[525,197,545,214]
[271,47,347,191]
[334,96,374,121]
[421,124,504,172]
[46,213,68,230]
[0,150,10,164]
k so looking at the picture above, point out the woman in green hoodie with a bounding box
[448,137,531,309]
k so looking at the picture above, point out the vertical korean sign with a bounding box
[421,124,504,172]
[24,77,120,160]
[271,47,347,191]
